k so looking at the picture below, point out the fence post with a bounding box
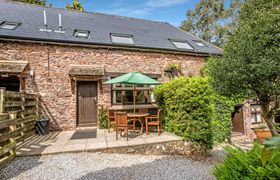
[8,111,17,158]
[0,88,5,113]
[20,92,26,141]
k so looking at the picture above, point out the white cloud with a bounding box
[96,0,189,19]
[145,0,189,8]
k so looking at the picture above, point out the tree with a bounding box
[207,0,280,136]
[12,0,47,5]
[66,0,84,12]
[181,0,243,47]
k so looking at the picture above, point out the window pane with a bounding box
[256,114,262,123]
[171,41,193,50]
[251,114,256,123]
[124,91,134,104]
[0,22,20,30]
[149,90,155,103]
[113,91,122,104]
[136,91,146,104]
[115,91,122,103]
[74,30,90,38]
[111,35,134,45]
[251,113,262,123]
[196,42,206,47]
[2,24,16,29]
[112,82,157,105]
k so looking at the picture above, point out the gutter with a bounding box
[0,36,222,57]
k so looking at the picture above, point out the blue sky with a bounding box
[48,0,201,26]
[48,0,231,27]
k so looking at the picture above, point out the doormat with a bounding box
[70,129,97,140]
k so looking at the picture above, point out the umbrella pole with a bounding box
[133,85,136,113]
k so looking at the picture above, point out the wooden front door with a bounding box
[77,81,98,127]
[232,106,244,133]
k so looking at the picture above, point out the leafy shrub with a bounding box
[154,77,214,148]
[212,94,235,143]
[98,106,108,129]
[212,143,280,179]
[154,77,234,147]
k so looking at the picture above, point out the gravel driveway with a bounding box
[0,150,224,180]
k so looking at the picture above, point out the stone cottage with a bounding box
[0,1,225,131]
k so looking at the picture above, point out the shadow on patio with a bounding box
[16,129,182,156]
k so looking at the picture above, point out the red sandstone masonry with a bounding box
[0,41,205,130]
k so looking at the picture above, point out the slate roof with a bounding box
[0,1,222,55]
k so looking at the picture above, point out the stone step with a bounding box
[232,131,245,137]
[231,133,253,150]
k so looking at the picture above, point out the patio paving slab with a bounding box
[107,140,128,148]
[16,129,183,156]
[62,144,86,152]
[67,139,88,145]
[85,141,107,151]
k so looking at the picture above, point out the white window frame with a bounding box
[170,40,194,50]
[111,84,156,105]
[194,40,206,47]
[74,29,90,39]
[250,105,262,124]
[0,21,21,30]
[111,34,135,45]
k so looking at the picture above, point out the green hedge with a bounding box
[154,77,234,148]
[212,94,235,143]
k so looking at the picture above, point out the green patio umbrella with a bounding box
[104,72,161,113]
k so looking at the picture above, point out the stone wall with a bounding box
[0,41,205,130]
[100,140,208,160]
[242,102,255,139]
[237,101,271,141]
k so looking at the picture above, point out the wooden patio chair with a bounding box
[145,109,162,135]
[115,112,133,141]
[107,110,115,133]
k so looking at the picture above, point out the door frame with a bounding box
[76,80,98,127]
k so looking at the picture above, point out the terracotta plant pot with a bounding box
[254,130,272,143]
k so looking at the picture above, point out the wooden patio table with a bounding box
[127,113,149,134]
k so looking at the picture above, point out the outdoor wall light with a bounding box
[30,70,34,78]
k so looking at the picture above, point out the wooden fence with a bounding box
[0,88,39,166]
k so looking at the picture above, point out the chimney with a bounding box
[39,10,52,32]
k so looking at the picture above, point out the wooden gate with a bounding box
[77,81,97,127]
[0,88,39,166]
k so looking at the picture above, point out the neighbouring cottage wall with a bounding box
[239,101,272,141]
[0,41,205,130]
[242,102,255,139]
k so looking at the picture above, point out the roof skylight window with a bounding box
[170,40,193,50]
[0,21,20,30]
[74,29,90,39]
[111,34,135,45]
[194,40,206,47]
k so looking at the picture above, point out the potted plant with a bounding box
[164,63,181,78]
[253,125,272,142]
